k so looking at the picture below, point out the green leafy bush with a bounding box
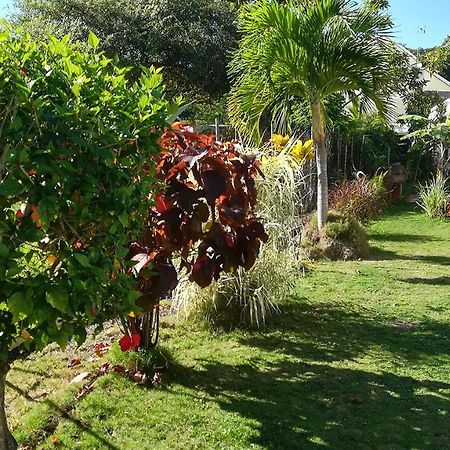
[329,174,387,223]
[0,26,171,446]
[418,176,449,218]
[337,113,401,177]
[302,211,369,261]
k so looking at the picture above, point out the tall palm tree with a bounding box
[229,0,394,228]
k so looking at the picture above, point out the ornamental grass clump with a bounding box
[417,175,449,219]
[329,174,388,224]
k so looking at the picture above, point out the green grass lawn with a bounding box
[6,205,450,449]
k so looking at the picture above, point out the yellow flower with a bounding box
[303,139,314,152]
[270,134,290,151]
[290,139,315,164]
[290,140,305,163]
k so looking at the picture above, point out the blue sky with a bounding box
[0,0,448,49]
[390,0,449,48]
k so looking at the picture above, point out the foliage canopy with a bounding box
[0,27,171,364]
[14,0,238,98]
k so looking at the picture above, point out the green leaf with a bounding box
[118,212,129,228]
[71,83,81,97]
[88,31,100,49]
[11,115,23,131]
[37,196,58,229]
[0,175,25,196]
[8,291,32,321]
[72,279,87,291]
[139,94,149,110]
[46,286,70,313]
[89,267,108,283]
[5,266,23,279]
[74,253,90,268]
[0,242,9,258]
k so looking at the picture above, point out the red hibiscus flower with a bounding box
[119,333,141,352]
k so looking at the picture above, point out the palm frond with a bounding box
[229,0,395,141]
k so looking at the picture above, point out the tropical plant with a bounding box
[270,134,316,164]
[127,125,268,342]
[420,35,450,80]
[402,115,450,178]
[0,28,171,449]
[336,111,400,176]
[329,174,388,223]
[417,175,449,219]
[171,141,310,326]
[406,90,446,120]
[228,0,395,229]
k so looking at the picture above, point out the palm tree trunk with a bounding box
[0,362,17,450]
[311,100,328,229]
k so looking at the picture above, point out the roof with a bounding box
[395,42,450,89]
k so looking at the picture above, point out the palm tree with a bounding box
[229,0,394,228]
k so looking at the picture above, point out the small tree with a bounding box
[229,0,394,229]
[402,115,450,178]
[125,125,268,348]
[0,27,171,449]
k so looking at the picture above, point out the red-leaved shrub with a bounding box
[125,125,268,347]
[329,175,387,223]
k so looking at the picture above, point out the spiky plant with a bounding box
[418,175,449,219]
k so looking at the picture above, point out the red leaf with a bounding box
[31,205,42,228]
[113,364,127,375]
[155,194,171,213]
[67,359,81,369]
[202,170,227,205]
[94,342,109,357]
[99,362,111,375]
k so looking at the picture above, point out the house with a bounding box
[392,44,450,119]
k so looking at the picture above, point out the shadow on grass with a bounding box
[10,366,48,376]
[369,247,450,266]
[173,302,450,449]
[400,276,450,286]
[370,233,443,243]
[6,380,121,450]
[245,302,450,363]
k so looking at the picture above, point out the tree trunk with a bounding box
[311,99,328,229]
[0,362,17,450]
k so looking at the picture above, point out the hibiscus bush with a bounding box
[0,27,171,448]
[126,125,268,347]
